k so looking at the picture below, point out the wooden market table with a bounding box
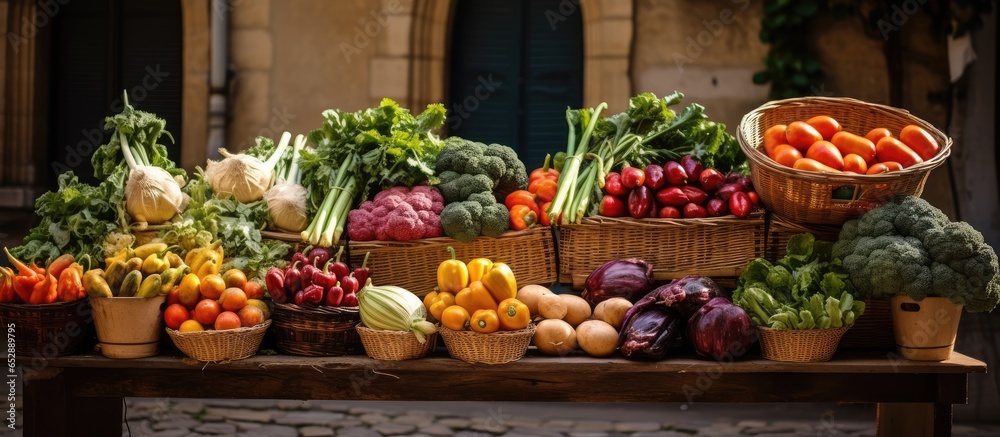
[18,350,986,437]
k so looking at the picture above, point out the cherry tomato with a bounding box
[899,125,940,161]
[865,128,893,145]
[831,131,876,164]
[806,116,842,140]
[763,124,788,157]
[793,158,840,173]
[772,144,803,168]
[843,154,868,174]
[785,121,823,151]
[875,137,923,168]
[805,141,845,170]
[866,161,904,175]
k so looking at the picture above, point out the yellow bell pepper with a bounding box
[481,262,517,303]
[471,309,500,333]
[186,241,224,279]
[141,253,170,275]
[498,298,530,331]
[437,246,468,294]
[423,290,455,322]
[441,305,471,331]
[467,258,493,283]
[104,247,132,269]
[456,281,497,314]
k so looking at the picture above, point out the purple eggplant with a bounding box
[582,259,655,305]
[687,297,756,360]
[618,305,682,360]
[638,276,727,319]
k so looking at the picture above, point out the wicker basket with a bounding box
[356,325,438,361]
[271,304,362,356]
[438,325,536,364]
[757,325,851,362]
[557,214,766,288]
[764,212,843,261]
[739,97,951,225]
[348,227,558,297]
[166,320,271,362]
[0,299,92,358]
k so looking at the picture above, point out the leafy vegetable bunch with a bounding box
[732,234,865,330]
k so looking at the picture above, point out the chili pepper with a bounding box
[300,284,324,306]
[328,246,350,280]
[300,263,319,290]
[265,267,287,304]
[0,267,17,303]
[508,204,537,231]
[340,274,360,295]
[307,247,329,267]
[352,252,370,286]
[539,201,552,226]
[504,190,540,217]
[46,254,75,280]
[83,268,112,298]
[498,298,530,331]
[341,291,358,306]
[481,263,517,303]
[30,273,58,304]
[325,283,344,306]
[628,186,653,218]
[29,262,45,276]
[680,186,708,205]
[604,172,627,196]
[643,164,665,190]
[470,309,500,333]
[5,247,42,303]
[284,261,303,295]
[664,161,688,186]
[56,254,90,302]
[456,281,499,314]
[467,258,493,283]
[528,178,558,203]
[729,191,753,218]
[436,246,469,294]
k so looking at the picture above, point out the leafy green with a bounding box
[91,91,182,179]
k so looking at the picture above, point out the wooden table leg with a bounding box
[876,403,952,437]
[22,367,122,437]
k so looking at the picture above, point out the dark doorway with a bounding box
[448,0,584,169]
[48,0,183,187]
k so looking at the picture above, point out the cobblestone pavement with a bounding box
[78,399,1000,437]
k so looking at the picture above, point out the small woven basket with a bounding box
[438,325,536,364]
[557,214,766,288]
[348,227,558,297]
[757,325,851,362]
[0,299,92,357]
[764,213,844,261]
[356,325,438,361]
[166,320,271,362]
[739,97,951,225]
[271,304,362,356]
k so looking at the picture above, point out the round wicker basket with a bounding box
[0,299,92,357]
[757,325,851,362]
[438,325,536,364]
[356,325,437,361]
[166,320,271,362]
[738,97,951,225]
[271,304,362,356]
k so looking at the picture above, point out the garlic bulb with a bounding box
[265,181,308,232]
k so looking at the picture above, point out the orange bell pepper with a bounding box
[0,267,16,303]
[539,201,552,226]
[456,281,498,314]
[498,298,530,331]
[528,178,558,203]
[30,273,58,304]
[46,254,75,281]
[504,190,539,217]
[56,255,89,302]
[529,154,560,182]
[508,204,537,231]
[441,305,471,331]
[423,290,456,322]
[471,309,500,333]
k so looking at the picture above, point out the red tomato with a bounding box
[772,144,803,167]
[899,125,940,161]
[806,116,842,140]
[792,158,840,173]
[805,141,845,170]
[763,125,788,157]
[785,121,823,151]
[866,161,904,175]
[843,154,868,174]
[865,128,892,145]
[831,131,876,164]
[875,137,923,168]
[164,303,191,330]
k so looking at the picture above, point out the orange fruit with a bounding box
[243,280,265,300]
[178,320,205,332]
[199,274,226,300]
[214,311,242,330]
[164,303,190,330]
[193,299,222,325]
[177,273,201,309]
[245,299,271,320]
[237,305,265,328]
[219,287,248,312]
[222,269,248,290]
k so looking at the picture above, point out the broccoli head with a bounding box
[470,191,509,237]
[437,173,494,204]
[434,137,528,202]
[439,191,511,242]
[482,143,528,201]
[833,196,999,312]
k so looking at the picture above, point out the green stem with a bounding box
[320,177,357,247]
[119,132,141,171]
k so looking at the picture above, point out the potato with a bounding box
[560,294,592,327]
[576,320,619,357]
[533,319,577,356]
[593,297,633,330]
[516,284,553,316]
[537,293,567,320]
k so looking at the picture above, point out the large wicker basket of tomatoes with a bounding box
[738,97,951,225]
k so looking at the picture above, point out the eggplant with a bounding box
[687,297,756,360]
[641,276,728,319]
[618,305,681,360]
[582,259,655,305]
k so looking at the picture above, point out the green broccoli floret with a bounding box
[833,196,1000,312]
[482,143,528,201]
[469,191,509,237]
[434,137,528,202]
[437,173,494,204]
[439,191,511,242]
